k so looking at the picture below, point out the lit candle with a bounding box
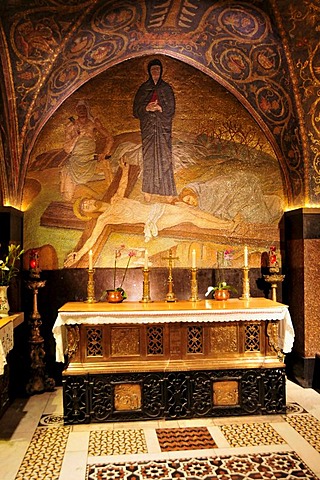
[144,249,148,269]
[89,249,93,270]
[244,245,248,267]
[192,249,196,269]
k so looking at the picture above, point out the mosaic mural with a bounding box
[271,0,320,202]
[23,56,284,269]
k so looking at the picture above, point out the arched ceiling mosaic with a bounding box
[272,0,320,203]
[0,0,317,208]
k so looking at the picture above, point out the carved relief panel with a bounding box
[111,327,140,357]
[114,383,141,411]
[209,323,239,356]
[213,380,239,406]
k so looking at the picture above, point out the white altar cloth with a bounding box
[0,313,24,375]
[53,298,295,363]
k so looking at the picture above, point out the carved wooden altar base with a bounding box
[54,299,292,424]
[63,367,286,424]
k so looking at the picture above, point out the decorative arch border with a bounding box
[1,0,305,207]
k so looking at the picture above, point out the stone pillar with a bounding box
[284,208,320,388]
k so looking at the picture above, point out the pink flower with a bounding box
[113,245,136,291]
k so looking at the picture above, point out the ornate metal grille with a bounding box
[62,366,286,423]
[147,326,164,354]
[166,372,189,417]
[244,323,260,352]
[86,327,103,357]
[143,373,164,417]
[262,369,286,413]
[187,326,203,353]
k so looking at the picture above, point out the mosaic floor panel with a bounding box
[156,426,217,451]
[15,426,71,480]
[219,422,286,447]
[85,451,318,479]
[88,429,148,456]
[284,413,320,453]
[9,401,320,480]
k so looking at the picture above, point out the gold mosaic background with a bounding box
[24,57,283,270]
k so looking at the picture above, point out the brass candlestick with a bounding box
[189,267,199,301]
[85,268,96,303]
[140,267,153,303]
[240,266,251,300]
[164,249,178,302]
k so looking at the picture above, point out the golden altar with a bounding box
[53,298,294,424]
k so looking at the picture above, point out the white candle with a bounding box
[244,245,248,267]
[192,249,196,269]
[144,249,148,269]
[89,249,93,270]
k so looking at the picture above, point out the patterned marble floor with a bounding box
[0,379,319,480]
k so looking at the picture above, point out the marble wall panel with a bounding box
[284,209,320,358]
[284,238,305,357]
[304,239,320,357]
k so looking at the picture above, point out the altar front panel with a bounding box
[65,320,281,373]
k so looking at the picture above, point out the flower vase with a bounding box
[214,289,230,301]
[0,286,10,317]
[107,290,124,303]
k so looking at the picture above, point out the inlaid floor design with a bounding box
[0,380,319,480]
[85,452,317,480]
[88,429,148,456]
[156,426,217,451]
[15,426,71,480]
[38,413,64,427]
[218,422,286,447]
[284,413,320,453]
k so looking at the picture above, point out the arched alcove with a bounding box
[0,1,303,207]
[24,55,285,271]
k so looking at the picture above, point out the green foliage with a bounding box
[205,281,237,298]
[0,244,24,286]
[211,281,237,293]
